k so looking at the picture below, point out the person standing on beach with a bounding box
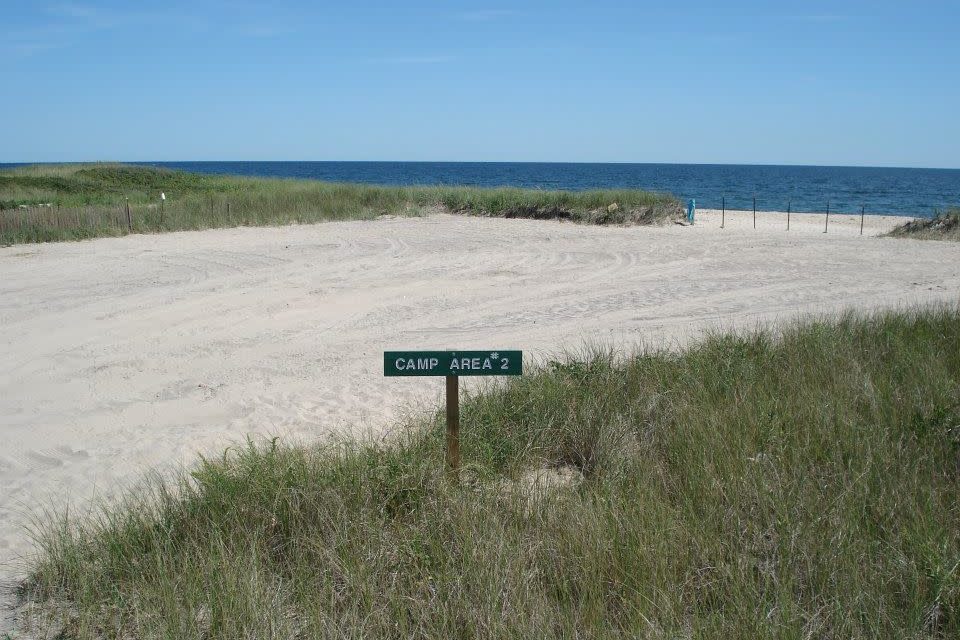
[687,198,696,224]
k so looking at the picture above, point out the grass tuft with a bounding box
[889,208,960,241]
[16,306,960,638]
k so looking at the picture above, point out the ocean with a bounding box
[8,161,960,217]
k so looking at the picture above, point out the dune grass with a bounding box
[0,164,680,245]
[889,208,960,241]
[16,306,960,638]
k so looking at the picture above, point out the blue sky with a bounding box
[2,1,958,167]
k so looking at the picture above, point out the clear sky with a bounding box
[2,1,958,167]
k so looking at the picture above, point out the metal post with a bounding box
[721,196,725,228]
[824,200,829,233]
[445,375,460,477]
[860,204,865,235]
[753,196,756,229]
[787,200,791,231]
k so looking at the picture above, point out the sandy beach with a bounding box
[2,210,959,623]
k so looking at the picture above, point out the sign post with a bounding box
[446,375,459,472]
[384,350,523,476]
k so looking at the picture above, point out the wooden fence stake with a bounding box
[824,200,829,233]
[721,196,725,228]
[860,204,865,235]
[787,200,791,231]
[753,196,757,229]
[125,199,132,231]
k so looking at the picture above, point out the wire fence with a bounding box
[1,194,914,244]
[708,196,871,235]
[0,200,241,243]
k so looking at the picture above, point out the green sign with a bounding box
[384,350,522,377]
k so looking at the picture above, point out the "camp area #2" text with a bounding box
[383,350,522,377]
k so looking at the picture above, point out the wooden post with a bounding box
[860,204,865,235]
[445,375,460,477]
[824,200,829,233]
[160,197,165,229]
[125,199,132,231]
[753,196,756,229]
[227,202,231,217]
[787,200,791,231]
[721,196,725,229]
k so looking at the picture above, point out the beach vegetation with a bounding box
[16,306,960,638]
[0,164,681,245]
[889,208,960,241]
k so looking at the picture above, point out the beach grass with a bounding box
[889,208,960,241]
[0,164,680,245]
[17,306,960,638]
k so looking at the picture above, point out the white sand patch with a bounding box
[1,211,959,626]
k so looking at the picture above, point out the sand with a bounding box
[2,209,959,624]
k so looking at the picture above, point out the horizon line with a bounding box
[2,159,960,171]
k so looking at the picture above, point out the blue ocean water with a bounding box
[6,161,960,217]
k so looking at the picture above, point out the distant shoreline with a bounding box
[0,163,680,246]
[2,161,956,217]
[3,160,960,171]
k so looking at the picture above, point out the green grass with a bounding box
[16,306,960,638]
[889,208,960,241]
[0,164,680,245]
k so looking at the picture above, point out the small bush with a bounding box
[889,208,960,241]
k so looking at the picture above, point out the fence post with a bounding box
[860,204,865,235]
[721,196,725,229]
[125,198,132,232]
[753,196,756,229]
[787,200,791,231]
[824,200,829,233]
